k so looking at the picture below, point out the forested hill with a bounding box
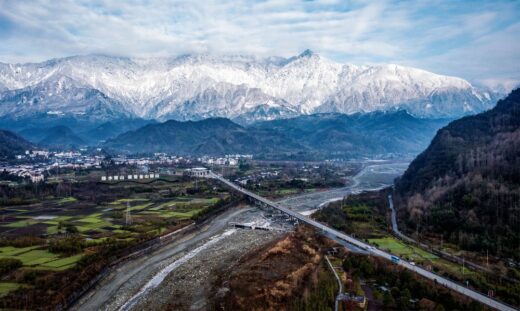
[395,88,520,259]
[0,130,33,160]
[104,111,449,158]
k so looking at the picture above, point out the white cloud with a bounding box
[0,0,518,88]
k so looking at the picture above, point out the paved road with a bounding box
[213,173,518,311]
[325,256,343,311]
[387,194,516,284]
[72,207,254,311]
[387,194,415,243]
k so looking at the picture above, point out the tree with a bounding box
[434,304,446,311]
[399,288,412,310]
[383,291,395,308]
[0,258,22,276]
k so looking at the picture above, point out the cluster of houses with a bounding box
[101,173,160,181]
[235,170,280,186]
[1,165,45,183]
[198,154,253,166]
[110,154,192,166]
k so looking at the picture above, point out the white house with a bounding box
[186,167,211,177]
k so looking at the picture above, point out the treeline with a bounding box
[313,189,389,237]
[290,266,337,311]
[343,254,486,311]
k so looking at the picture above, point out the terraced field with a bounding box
[0,246,83,270]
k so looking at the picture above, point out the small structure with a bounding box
[30,174,45,183]
[185,167,211,178]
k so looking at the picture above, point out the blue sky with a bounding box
[0,0,519,90]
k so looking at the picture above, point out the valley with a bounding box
[1,1,519,310]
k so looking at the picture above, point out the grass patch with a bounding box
[0,246,40,256]
[0,246,83,271]
[0,249,59,266]
[368,237,438,261]
[157,208,205,219]
[57,197,77,204]
[40,254,83,269]
[3,220,36,228]
[46,225,59,234]
[128,203,153,211]
[109,198,147,205]
[0,282,21,297]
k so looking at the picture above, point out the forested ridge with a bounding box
[395,88,520,259]
[0,130,33,160]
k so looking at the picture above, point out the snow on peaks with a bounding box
[0,51,501,122]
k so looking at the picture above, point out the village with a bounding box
[0,148,253,186]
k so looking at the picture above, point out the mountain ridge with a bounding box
[0,130,33,159]
[394,88,520,259]
[104,111,451,158]
[0,51,501,124]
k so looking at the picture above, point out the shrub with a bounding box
[0,258,22,276]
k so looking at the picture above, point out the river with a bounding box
[73,159,410,311]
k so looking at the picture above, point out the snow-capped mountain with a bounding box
[0,50,501,123]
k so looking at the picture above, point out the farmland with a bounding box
[0,174,235,305]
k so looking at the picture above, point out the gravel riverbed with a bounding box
[105,229,280,311]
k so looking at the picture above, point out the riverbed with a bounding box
[73,160,409,311]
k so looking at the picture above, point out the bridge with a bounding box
[211,172,518,311]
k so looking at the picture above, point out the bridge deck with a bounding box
[211,172,517,311]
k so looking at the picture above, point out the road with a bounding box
[387,194,415,243]
[387,194,517,284]
[213,173,518,311]
[325,256,343,311]
[72,207,254,311]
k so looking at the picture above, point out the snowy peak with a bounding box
[0,51,501,123]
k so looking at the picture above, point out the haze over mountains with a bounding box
[0,50,502,126]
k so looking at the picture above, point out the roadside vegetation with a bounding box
[314,190,520,308]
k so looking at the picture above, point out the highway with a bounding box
[212,172,518,311]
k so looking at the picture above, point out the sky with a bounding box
[0,0,519,91]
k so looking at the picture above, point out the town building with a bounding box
[185,167,211,177]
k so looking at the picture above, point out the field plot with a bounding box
[368,237,438,261]
[0,246,83,271]
[367,236,476,278]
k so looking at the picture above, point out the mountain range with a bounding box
[104,111,450,159]
[0,51,502,126]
